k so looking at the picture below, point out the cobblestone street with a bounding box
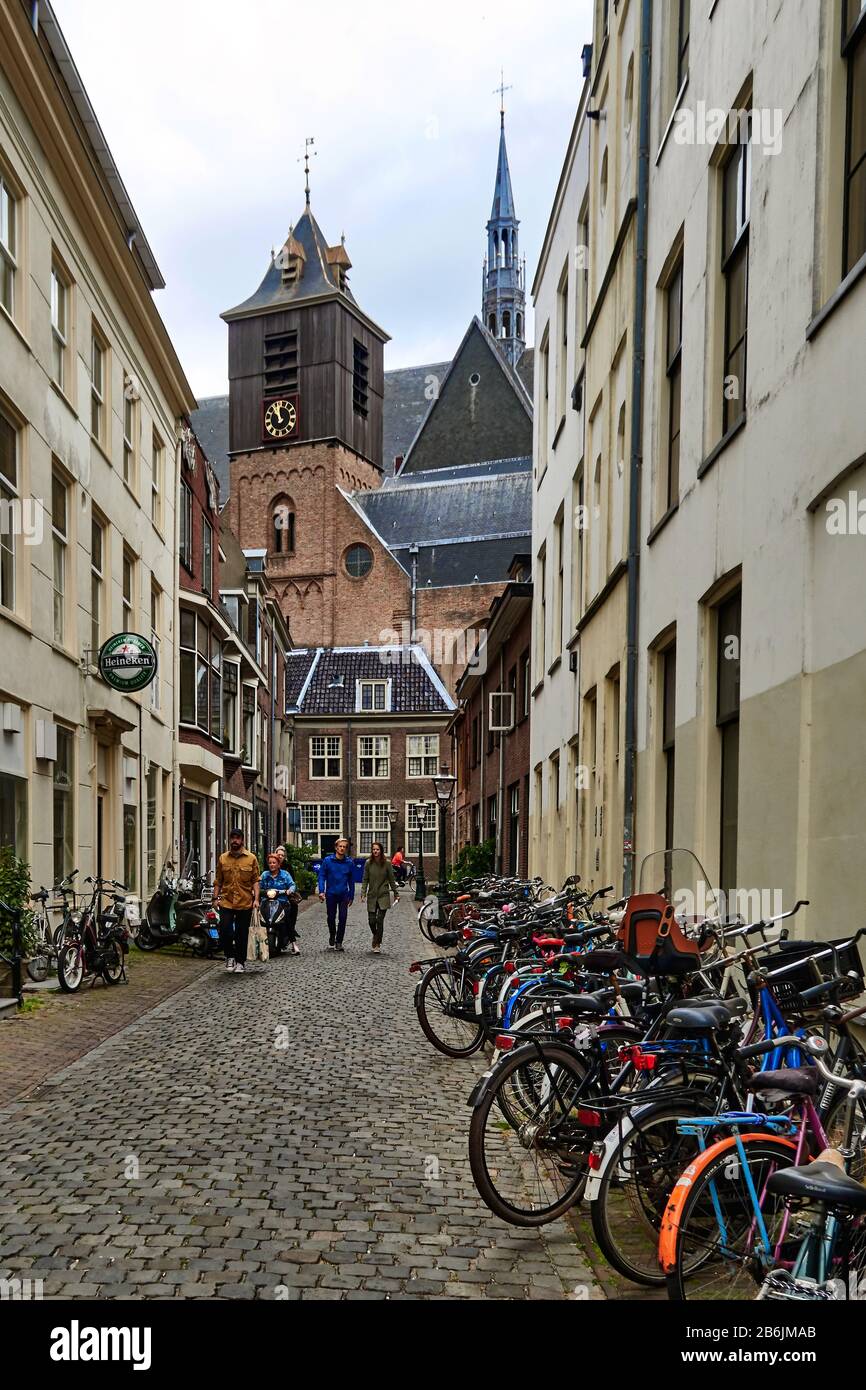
[0,897,603,1300]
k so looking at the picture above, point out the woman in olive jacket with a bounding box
[361,841,400,952]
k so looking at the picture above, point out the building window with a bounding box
[51,470,68,646]
[472,802,481,844]
[310,734,341,779]
[661,643,676,858]
[0,173,17,317]
[574,471,585,621]
[407,801,437,857]
[556,263,569,421]
[0,770,27,857]
[263,329,299,395]
[677,0,690,91]
[716,590,741,894]
[122,548,135,630]
[179,481,193,569]
[407,733,439,777]
[208,633,221,743]
[90,515,104,658]
[664,254,683,510]
[150,583,161,713]
[471,715,480,767]
[554,511,565,655]
[123,380,136,486]
[222,661,239,753]
[356,679,388,712]
[537,547,547,678]
[273,500,295,554]
[508,782,520,875]
[202,517,213,596]
[487,793,497,844]
[539,334,550,462]
[299,802,342,854]
[0,409,18,612]
[521,649,531,718]
[146,765,158,894]
[179,610,196,725]
[353,339,369,417]
[843,1,866,274]
[151,429,164,529]
[242,685,256,764]
[123,804,137,895]
[53,726,74,882]
[358,802,391,854]
[91,330,106,442]
[721,125,750,434]
[345,543,373,578]
[50,261,69,391]
[358,735,390,778]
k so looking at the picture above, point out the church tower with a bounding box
[482,107,526,369]
[221,166,389,647]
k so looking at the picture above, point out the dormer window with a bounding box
[356,679,390,713]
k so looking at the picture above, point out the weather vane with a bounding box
[494,69,512,126]
[298,137,317,206]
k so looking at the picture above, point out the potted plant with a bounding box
[0,846,36,998]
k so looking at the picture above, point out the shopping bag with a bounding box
[247,907,270,962]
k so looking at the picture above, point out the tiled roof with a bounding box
[288,646,454,715]
[192,396,231,496]
[222,208,371,322]
[285,650,318,706]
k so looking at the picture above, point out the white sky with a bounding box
[53,0,592,398]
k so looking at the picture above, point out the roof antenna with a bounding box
[298,137,317,207]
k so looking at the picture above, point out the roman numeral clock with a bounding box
[262,395,299,443]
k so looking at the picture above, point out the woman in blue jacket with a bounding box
[317,837,355,951]
[260,852,300,954]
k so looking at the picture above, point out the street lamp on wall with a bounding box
[432,765,457,925]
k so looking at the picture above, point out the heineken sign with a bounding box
[98,633,158,693]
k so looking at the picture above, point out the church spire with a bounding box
[483,89,525,369]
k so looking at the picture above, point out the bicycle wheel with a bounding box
[415,959,485,1057]
[101,939,125,984]
[57,940,84,992]
[590,1098,718,1286]
[469,1041,590,1225]
[662,1135,796,1300]
[26,920,51,983]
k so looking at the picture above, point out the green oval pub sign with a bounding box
[98,633,158,693]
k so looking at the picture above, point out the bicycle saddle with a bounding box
[665,1000,739,1031]
[766,1160,866,1211]
[746,1067,819,1098]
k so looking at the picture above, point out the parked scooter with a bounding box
[260,888,298,956]
[138,851,220,956]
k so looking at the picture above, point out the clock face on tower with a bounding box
[263,397,299,441]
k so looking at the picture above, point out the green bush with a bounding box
[0,846,36,959]
[282,842,318,898]
[450,838,495,881]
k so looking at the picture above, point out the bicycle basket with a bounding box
[753,937,865,1013]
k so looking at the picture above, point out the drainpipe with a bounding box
[622,0,652,895]
[498,644,505,873]
[409,543,419,641]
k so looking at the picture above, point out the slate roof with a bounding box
[515,346,535,399]
[287,646,454,715]
[411,538,531,588]
[489,120,518,225]
[382,360,450,474]
[222,207,385,330]
[192,396,231,496]
[354,470,531,548]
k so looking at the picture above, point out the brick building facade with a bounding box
[286,646,455,871]
[450,558,533,877]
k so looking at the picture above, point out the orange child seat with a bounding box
[617,893,701,976]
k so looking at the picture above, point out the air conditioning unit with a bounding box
[35,719,58,761]
[488,691,515,733]
[2,702,22,733]
[569,650,578,673]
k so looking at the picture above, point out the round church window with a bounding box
[345,543,373,579]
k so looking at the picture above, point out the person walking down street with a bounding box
[213,826,260,974]
[391,845,406,886]
[361,841,399,953]
[260,852,300,955]
[317,838,355,952]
